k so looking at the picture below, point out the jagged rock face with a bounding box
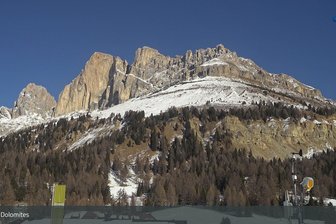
[12,83,56,118]
[130,47,171,79]
[56,53,126,115]
[0,107,11,119]
[127,45,324,102]
[55,49,163,115]
[55,44,327,116]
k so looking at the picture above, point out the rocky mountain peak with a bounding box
[89,52,113,63]
[55,52,118,116]
[133,46,162,67]
[130,46,171,79]
[12,83,56,118]
[53,44,329,116]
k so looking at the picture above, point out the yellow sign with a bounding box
[52,184,66,206]
[301,177,314,192]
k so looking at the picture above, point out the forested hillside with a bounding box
[0,103,335,205]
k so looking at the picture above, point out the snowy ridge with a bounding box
[0,113,49,137]
[92,76,278,118]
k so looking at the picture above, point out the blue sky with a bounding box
[0,0,335,107]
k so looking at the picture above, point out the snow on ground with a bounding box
[303,83,316,90]
[303,148,324,159]
[149,150,161,163]
[283,117,291,131]
[313,120,322,125]
[0,110,93,137]
[67,127,107,151]
[152,206,325,224]
[20,206,327,224]
[92,76,276,119]
[108,167,139,197]
[300,117,307,123]
[324,198,336,206]
[108,151,161,198]
[127,73,154,87]
[58,110,87,120]
[201,58,228,67]
[0,113,49,137]
[267,117,276,128]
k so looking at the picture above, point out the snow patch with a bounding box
[303,149,323,159]
[201,58,228,67]
[67,127,105,151]
[283,118,291,131]
[300,117,307,123]
[108,167,139,197]
[313,120,322,125]
[267,118,276,128]
[324,198,336,206]
[326,143,333,150]
[150,151,162,163]
[303,83,316,90]
[303,149,317,159]
[127,74,153,87]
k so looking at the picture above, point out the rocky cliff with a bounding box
[55,44,328,116]
[12,83,56,118]
[55,52,118,115]
[221,115,336,160]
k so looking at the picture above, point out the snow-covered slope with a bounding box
[92,76,280,118]
[0,113,48,137]
[108,168,139,198]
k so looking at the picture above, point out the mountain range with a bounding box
[1,44,336,206]
[0,44,335,137]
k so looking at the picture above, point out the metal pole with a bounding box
[291,157,297,206]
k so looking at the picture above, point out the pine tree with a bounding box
[150,128,158,151]
[0,177,16,205]
[120,165,129,183]
[151,181,167,206]
[166,183,177,206]
[206,184,216,206]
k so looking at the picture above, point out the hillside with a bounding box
[0,104,336,205]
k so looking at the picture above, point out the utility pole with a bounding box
[286,149,314,224]
[291,149,302,206]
